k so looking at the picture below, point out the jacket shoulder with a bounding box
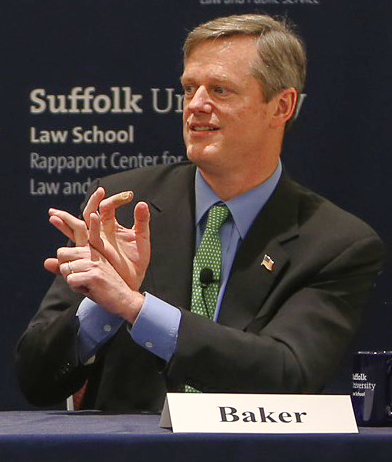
[288,177,384,247]
[95,161,195,196]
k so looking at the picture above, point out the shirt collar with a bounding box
[195,159,282,239]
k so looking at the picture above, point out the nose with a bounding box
[187,86,212,114]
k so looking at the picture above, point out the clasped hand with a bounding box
[44,187,150,323]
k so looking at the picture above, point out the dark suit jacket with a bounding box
[15,162,385,411]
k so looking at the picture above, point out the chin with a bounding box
[186,143,219,162]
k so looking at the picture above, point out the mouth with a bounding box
[189,122,220,133]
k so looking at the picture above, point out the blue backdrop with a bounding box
[1,0,391,409]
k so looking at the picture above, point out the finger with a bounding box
[82,187,106,227]
[88,212,104,252]
[99,191,134,223]
[58,257,95,279]
[58,260,75,279]
[57,240,103,265]
[49,208,88,246]
[44,257,61,275]
[56,246,91,265]
[49,215,75,243]
[89,242,105,263]
[133,202,150,238]
[66,275,90,297]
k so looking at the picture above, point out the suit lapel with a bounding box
[146,164,196,310]
[218,174,300,329]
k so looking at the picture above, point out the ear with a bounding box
[269,87,297,128]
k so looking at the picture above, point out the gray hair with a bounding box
[183,14,306,118]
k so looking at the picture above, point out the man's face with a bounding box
[181,36,276,177]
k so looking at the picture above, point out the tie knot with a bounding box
[205,204,230,233]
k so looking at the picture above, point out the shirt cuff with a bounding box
[128,292,181,362]
[76,297,124,363]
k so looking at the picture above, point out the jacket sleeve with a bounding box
[15,274,89,406]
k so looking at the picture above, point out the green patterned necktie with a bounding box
[191,203,230,319]
[185,204,229,393]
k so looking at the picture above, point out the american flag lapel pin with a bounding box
[261,254,274,272]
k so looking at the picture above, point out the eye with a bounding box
[211,85,230,97]
[182,84,195,97]
[213,86,225,94]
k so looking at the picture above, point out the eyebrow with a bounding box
[180,73,236,86]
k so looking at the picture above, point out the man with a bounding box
[16,14,384,412]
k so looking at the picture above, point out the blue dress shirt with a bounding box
[76,161,282,364]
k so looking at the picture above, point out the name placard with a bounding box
[159,393,358,433]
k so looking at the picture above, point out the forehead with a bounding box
[181,36,258,81]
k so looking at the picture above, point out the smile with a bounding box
[190,123,219,132]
